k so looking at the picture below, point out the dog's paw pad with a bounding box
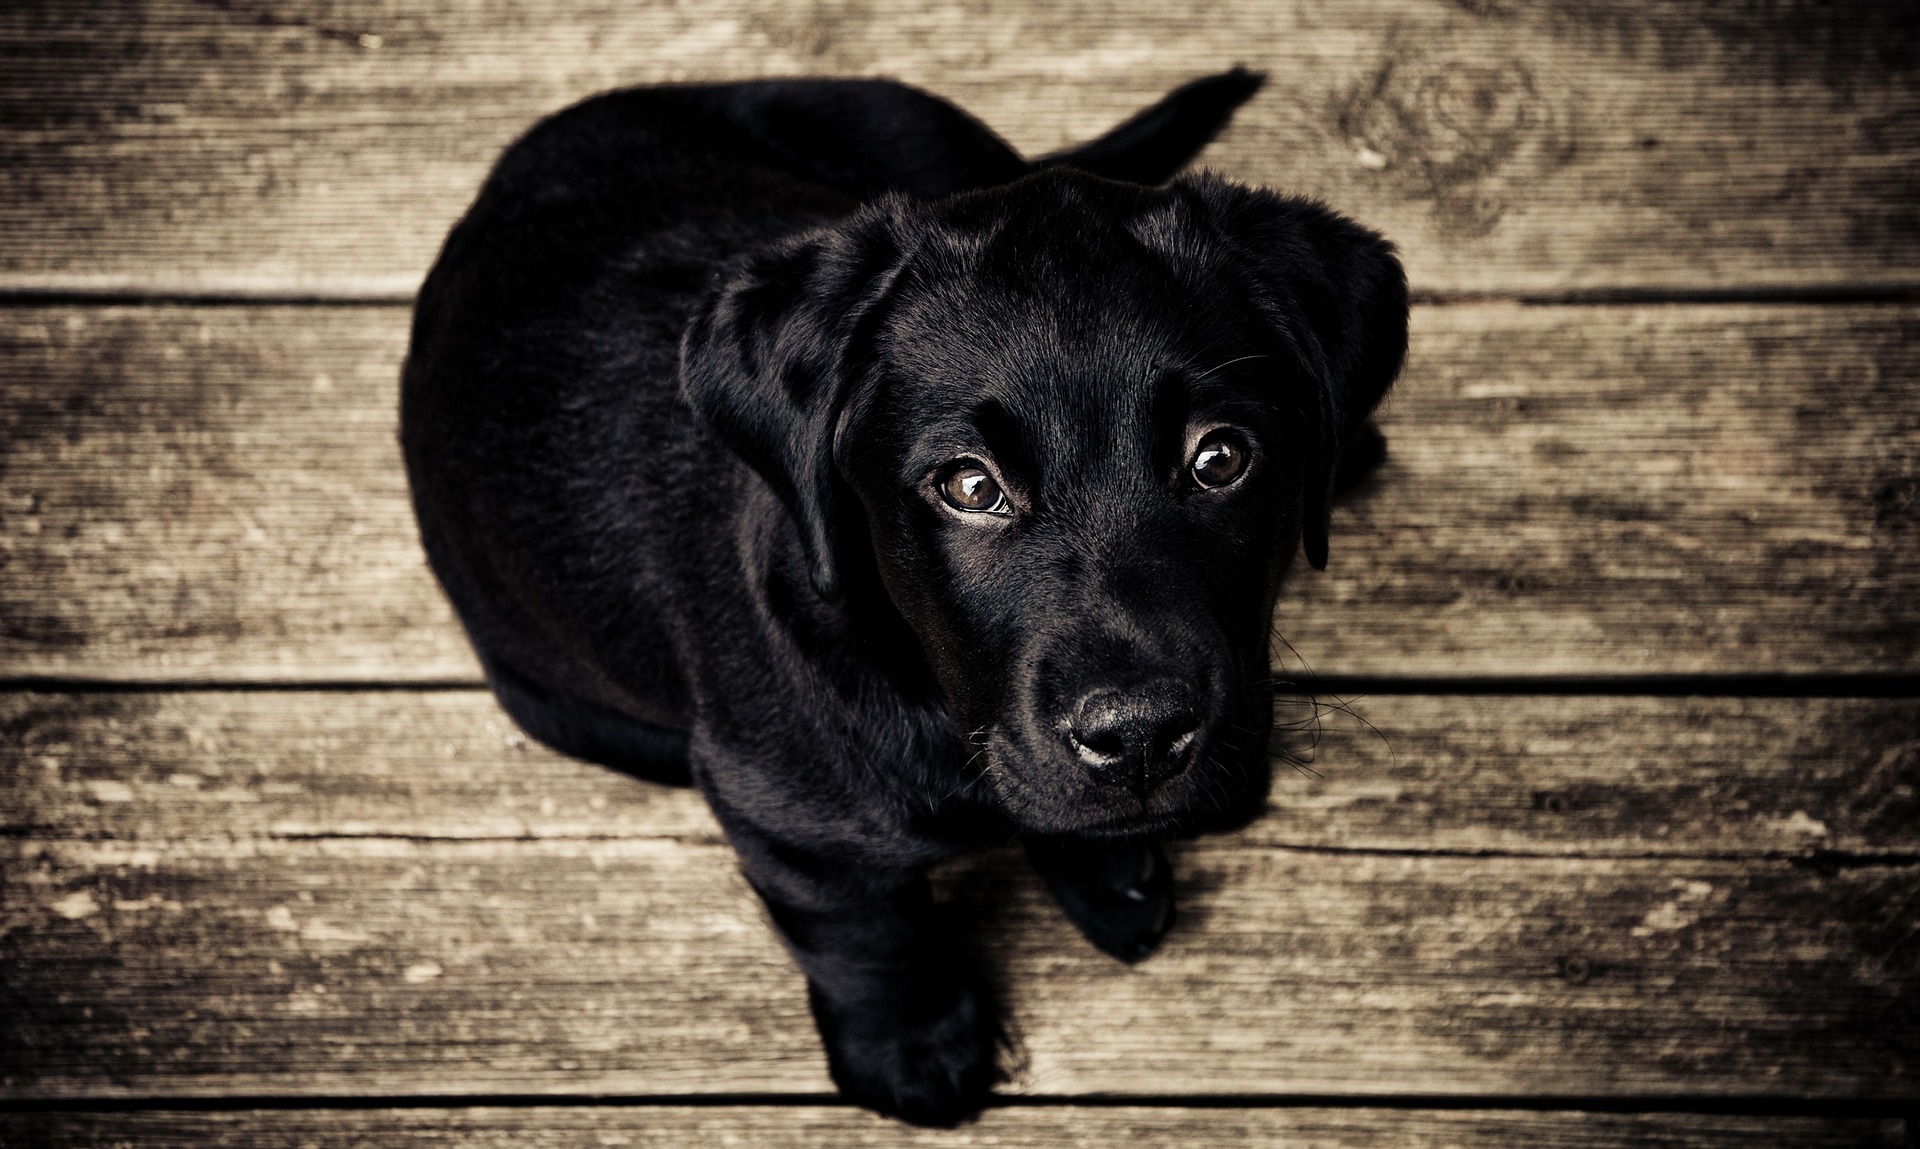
[1031,839,1176,964]
[1084,878,1174,964]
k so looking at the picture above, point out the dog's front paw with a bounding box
[807,973,1002,1126]
[1028,837,1175,963]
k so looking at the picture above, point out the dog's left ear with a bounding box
[1177,175,1409,570]
[680,203,913,599]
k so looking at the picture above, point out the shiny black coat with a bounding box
[401,71,1405,1126]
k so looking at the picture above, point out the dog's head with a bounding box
[683,169,1406,837]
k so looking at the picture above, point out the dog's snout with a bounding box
[1069,680,1201,794]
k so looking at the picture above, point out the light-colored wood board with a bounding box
[4,837,1915,1098]
[5,691,1915,858]
[0,1107,1904,1149]
[1262,693,1920,856]
[1281,302,1920,674]
[0,2,1913,295]
[0,306,476,680]
[0,690,722,844]
[3,303,1914,679]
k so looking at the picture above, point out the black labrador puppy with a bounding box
[401,69,1406,1126]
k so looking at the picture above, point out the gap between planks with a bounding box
[3,287,1920,309]
[0,1105,1909,1149]
[2,675,1916,696]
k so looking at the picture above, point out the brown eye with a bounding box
[939,464,1007,513]
[1190,430,1249,489]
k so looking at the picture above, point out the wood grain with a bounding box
[0,1,1914,295]
[4,833,1915,1098]
[3,304,1914,679]
[1280,302,1920,674]
[2,1107,1904,1149]
[1,0,1912,1129]
[4,690,1915,858]
[0,306,474,679]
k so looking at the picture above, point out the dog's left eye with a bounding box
[1190,429,1250,489]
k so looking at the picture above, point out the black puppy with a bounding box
[401,69,1406,1126]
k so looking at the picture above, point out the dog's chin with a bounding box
[1002,801,1181,841]
[980,738,1265,840]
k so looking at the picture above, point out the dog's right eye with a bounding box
[1190,429,1251,490]
[938,464,1008,514]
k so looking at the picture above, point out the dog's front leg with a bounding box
[720,817,1002,1126]
[1025,836,1175,963]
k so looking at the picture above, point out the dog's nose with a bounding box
[1068,680,1201,794]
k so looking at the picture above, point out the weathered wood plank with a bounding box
[0,690,720,843]
[1,1107,1904,1149]
[3,835,1914,1098]
[0,306,474,679]
[1262,693,1920,857]
[0,1,1914,294]
[3,304,1914,678]
[4,691,1915,858]
[1280,302,1920,675]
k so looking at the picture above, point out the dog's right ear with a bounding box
[680,203,914,601]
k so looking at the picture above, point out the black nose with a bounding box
[1068,680,1202,794]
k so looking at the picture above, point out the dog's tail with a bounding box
[1036,67,1265,186]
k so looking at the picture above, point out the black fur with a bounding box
[401,69,1406,1126]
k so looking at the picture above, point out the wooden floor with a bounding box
[2,3,1916,1146]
